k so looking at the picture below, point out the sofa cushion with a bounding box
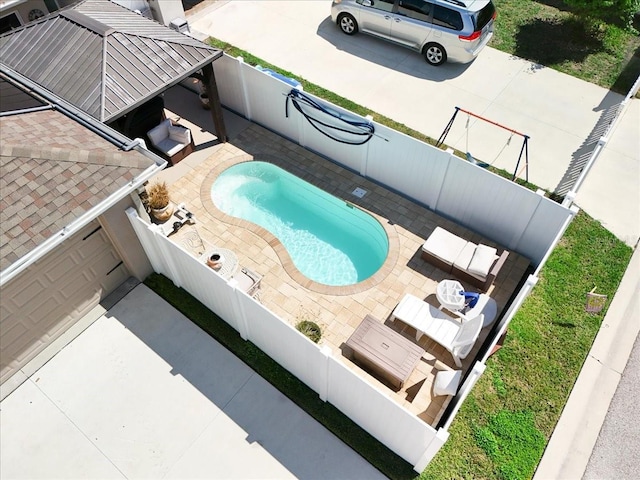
[169,124,191,145]
[147,119,171,147]
[467,244,498,277]
[453,241,476,272]
[153,138,182,157]
[422,227,469,265]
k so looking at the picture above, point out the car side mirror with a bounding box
[362,0,373,6]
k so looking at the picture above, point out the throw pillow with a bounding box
[168,124,191,145]
[433,370,462,396]
[147,119,170,147]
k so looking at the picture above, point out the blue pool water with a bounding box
[211,162,389,286]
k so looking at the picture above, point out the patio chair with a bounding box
[230,267,263,298]
[147,118,195,165]
[391,294,484,367]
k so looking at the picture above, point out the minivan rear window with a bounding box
[432,5,463,31]
[473,1,496,30]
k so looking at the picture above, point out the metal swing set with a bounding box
[436,106,530,182]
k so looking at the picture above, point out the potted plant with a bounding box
[199,91,210,110]
[296,320,322,343]
[146,181,174,222]
[199,81,210,110]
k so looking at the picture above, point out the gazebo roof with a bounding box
[0,0,222,122]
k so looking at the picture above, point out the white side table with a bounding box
[436,279,465,312]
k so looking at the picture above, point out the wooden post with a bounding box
[202,62,228,143]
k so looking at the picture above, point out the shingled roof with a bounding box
[0,0,222,122]
[0,71,162,272]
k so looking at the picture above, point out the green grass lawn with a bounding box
[491,0,640,94]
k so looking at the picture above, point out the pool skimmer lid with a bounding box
[352,187,367,198]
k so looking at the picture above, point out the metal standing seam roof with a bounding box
[0,0,222,122]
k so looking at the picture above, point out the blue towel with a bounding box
[463,291,480,308]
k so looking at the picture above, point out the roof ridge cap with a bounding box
[0,145,145,167]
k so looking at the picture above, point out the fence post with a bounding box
[154,228,184,288]
[237,56,252,121]
[413,428,450,473]
[229,284,250,340]
[318,345,332,401]
[126,208,165,274]
[360,115,373,177]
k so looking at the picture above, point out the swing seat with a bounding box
[466,152,490,168]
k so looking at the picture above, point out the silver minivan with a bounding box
[330,0,496,66]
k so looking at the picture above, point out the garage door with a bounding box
[0,220,129,384]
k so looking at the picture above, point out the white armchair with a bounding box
[147,119,195,165]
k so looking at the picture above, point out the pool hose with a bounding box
[285,89,375,145]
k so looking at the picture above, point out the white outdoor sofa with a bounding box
[421,226,509,292]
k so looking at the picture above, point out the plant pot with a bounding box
[207,253,225,270]
[151,203,174,222]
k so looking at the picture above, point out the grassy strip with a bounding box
[205,38,634,478]
[491,0,640,94]
[144,273,418,480]
[421,211,632,479]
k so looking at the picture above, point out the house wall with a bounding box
[212,54,574,267]
[0,0,48,28]
[0,219,130,389]
[147,0,184,26]
[99,195,153,282]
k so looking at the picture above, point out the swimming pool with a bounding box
[211,161,389,286]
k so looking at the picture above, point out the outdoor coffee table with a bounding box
[345,314,425,390]
[436,279,465,312]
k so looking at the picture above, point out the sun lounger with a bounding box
[391,293,483,367]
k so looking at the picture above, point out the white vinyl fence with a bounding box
[126,208,447,472]
[213,54,575,267]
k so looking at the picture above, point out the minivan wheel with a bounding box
[338,13,358,35]
[424,43,447,66]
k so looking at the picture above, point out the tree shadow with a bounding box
[513,17,603,67]
[611,43,640,94]
[532,0,574,13]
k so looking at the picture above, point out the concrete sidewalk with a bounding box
[187,0,639,248]
[0,284,386,480]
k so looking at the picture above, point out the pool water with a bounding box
[211,162,388,286]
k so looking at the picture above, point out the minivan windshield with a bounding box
[473,1,496,30]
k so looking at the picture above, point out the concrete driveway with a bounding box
[188,0,639,247]
[0,284,386,480]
